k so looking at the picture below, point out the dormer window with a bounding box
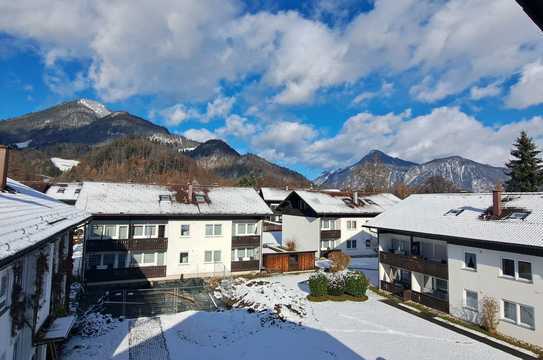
[159,195,171,202]
[506,211,530,220]
[444,208,464,216]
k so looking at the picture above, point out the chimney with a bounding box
[353,191,359,205]
[0,145,8,191]
[187,183,193,202]
[285,185,289,191]
[492,183,503,218]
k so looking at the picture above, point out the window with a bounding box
[464,252,477,270]
[347,220,357,230]
[444,208,464,216]
[158,225,166,238]
[247,223,256,234]
[321,219,330,229]
[156,252,165,266]
[75,188,81,194]
[143,252,155,264]
[90,225,103,239]
[503,300,517,322]
[0,271,8,311]
[103,225,116,239]
[145,225,156,237]
[102,254,115,268]
[502,258,515,277]
[347,240,357,249]
[520,304,535,328]
[158,194,171,202]
[204,251,213,262]
[518,261,532,281]
[465,290,478,311]
[205,224,223,236]
[133,225,144,237]
[213,250,222,262]
[364,198,377,205]
[57,187,65,194]
[365,239,371,248]
[180,225,190,237]
[236,248,246,260]
[247,248,255,259]
[195,194,206,203]
[118,225,128,239]
[117,253,127,268]
[179,252,189,264]
[237,223,246,235]
[130,253,143,267]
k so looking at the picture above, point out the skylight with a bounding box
[364,198,377,205]
[444,208,464,216]
[195,194,206,203]
[158,194,171,202]
[506,211,530,220]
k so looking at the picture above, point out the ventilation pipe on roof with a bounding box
[353,191,358,205]
[492,183,503,218]
[188,183,193,202]
[285,185,289,191]
[0,145,8,191]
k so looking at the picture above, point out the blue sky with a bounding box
[1,0,543,179]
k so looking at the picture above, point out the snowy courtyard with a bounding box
[62,273,520,360]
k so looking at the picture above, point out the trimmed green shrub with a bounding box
[308,273,328,297]
[327,273,345,296]
[344,272,368,297]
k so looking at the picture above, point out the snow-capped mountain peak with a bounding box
[78,99,111,118]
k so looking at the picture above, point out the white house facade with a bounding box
[277,190,400,257]
[367,187,543,347]
[75,182,272,285]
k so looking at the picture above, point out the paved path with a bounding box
[129,317,170,360]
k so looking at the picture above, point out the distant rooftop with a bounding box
[292,190,400,215]
[75,181,273,216]
[366,192,543,248]
[259,187,292,202]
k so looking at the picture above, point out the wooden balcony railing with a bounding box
[320,229,341,239]
[232,235,260,248]
[231,260,260,272]
[86,238,168,252]
[380,280,406,297]
[85,266,166,283]
[410,290,449,313]
[380,251,448,279]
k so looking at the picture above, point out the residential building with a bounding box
[367,186,543,347]
[276,190,400,257]
[0,146,90,360]
[75,182,273,285]
[45,182,83,205]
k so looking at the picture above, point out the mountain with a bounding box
[316,150,508,192]
[0,99,170,147]
[188,139,311,187]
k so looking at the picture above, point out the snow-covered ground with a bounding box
[349,256,379,286]
[62,274,518,360]
[51,157,80,171]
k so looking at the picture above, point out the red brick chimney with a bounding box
[0,145,8,191]
[492,183,503,218]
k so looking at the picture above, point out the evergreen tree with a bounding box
[505,131,543,192]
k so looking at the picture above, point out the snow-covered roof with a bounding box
[75,182,273,216]
[0,178,90,264]
[366,192,543,248]
[260,187,292,202]
[46,182,83,202]
[293,190,400,215]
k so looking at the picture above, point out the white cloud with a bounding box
[470,82,502,100]
[0,0,542,106]
[203,95,235,122]
[153,104,195,126]
[182,128,218,142]
[216,114,256,138]
[506,60,543,109]
[352,82,394,105]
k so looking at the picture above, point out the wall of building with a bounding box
[448,243,543,347]
[334,217,377,256]
[166,219,233,277]
[0,263,13,360]
[282,214,320,253]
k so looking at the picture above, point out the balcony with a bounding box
[231,260,260,272]
[262,222,282,232]
[232,235,260,248]
[410,290,449,313]
[320,229,341,240]
[86,238,168,252]
[85,266,166,283]
[380,251,448,280]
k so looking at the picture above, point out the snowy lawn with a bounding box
[62,273,519,360]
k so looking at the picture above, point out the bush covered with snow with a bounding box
[327,272,345,296]
[308,273,328,297]
[344,272,368,297]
